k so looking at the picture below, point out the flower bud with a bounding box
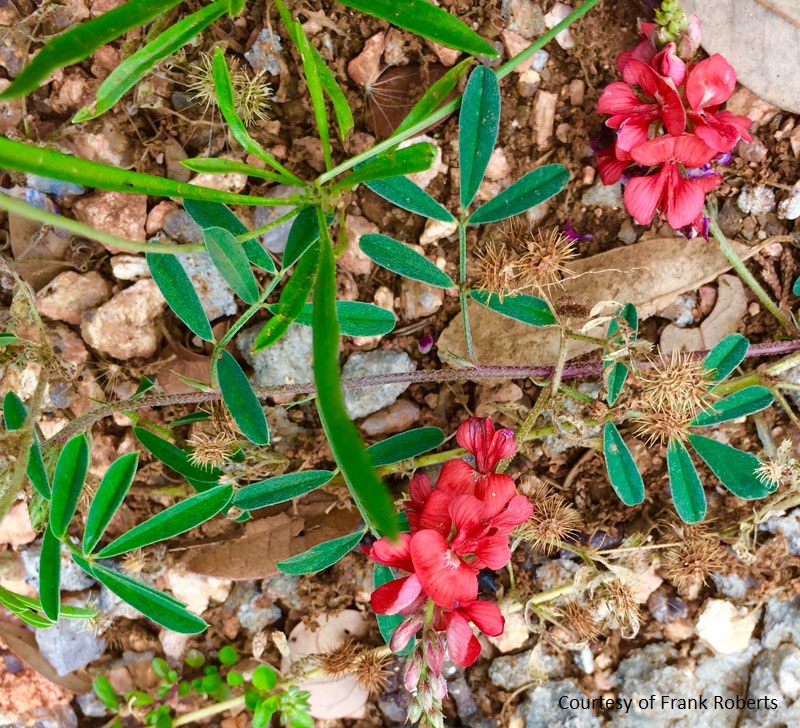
[404,651,423,693]
[391,614,423,653]
[406,698,423,723]
[424,633,445,676]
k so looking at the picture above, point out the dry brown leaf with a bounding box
[683,0,800,113]
[184,492,361,580]
[438,235,762,366]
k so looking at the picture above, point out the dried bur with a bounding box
[316,638,391,694]
[755,439,799,490]
[187,404,240,470]
[661,522,726,600]
[515,476,582,554]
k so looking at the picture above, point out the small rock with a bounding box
[696,599,759,654]
[360,399,420,436]
[501,29,536,73]
[348,32,385,87]
[427,40,461,67]
[145,200,179,234]
[35,271,112,326]
[80,279,166,360]
[262,572,302,610]
[420,218,457,246]
[777,182,800,220]
[448,674,494,728]
[660,293,697,328]
[237,322,314,387]
[76,692,108,719]
[21,538,96,591]
[485,148,512,181]
[490,646,564,689]
[569,79,585,107]
[163,566,231,614]
[531,90,557,149]
[190,158,248,193]
[178,252,237,321]
[340,215,377,276]
[238,594,282,633]
[342,350,416,419]
[36,618,106,676]
[713,571,757,600]
[487,608,529,653]
[70,121,135,168]
[110,255,150,281]
[505,0,546,38]
[159,630,191,661]
[400,279,444,320]
[293,136,326,173]
[402,135,446,189]
[25,174,84,198]
[582,180,624,209]
[254,185,304,253]
[73,191,146,247]
[383,28,409,67]
[245,28,283,76]
[725,87,779,129]
[737,185,776,215]
[0,79,23,133]
[617,219,638,245]
[531,49,549,72]
[517,68,541,97]
[162,208,204,245]
[0,500,37,546]
[544,2,576,49]
[763,510,800,555]
[519,679,600,728]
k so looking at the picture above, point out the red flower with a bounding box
[456,417,517,474]
[616,21,658,75]
[623,134,720,229]
[596,143,631,186]
[685,55,751,153]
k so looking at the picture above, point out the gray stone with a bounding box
[618,219,638,245]
[163,209,204,245]
[237,322,314,387]
[741,643,800,727]
[25,174,84,198]
[342,350,415,418]
[262,572,302,610]
[237,593,282,633]
[535,557,579,591]
[35,618,106,676]
[76,692,108,718]
[582,180,624,209]
[737,186,776,215]
[713,570,758,600]
[532,49,549,72]
[519,678,601,728]
[21,539,95,591]
[177,252,237,321]
[448,674,495,727]
[245,28,283,76]
[763,511,800,555]
[489,646,564,689]
[503,0,547,38]
[254,185,304,253]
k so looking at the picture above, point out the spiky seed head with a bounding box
[187,431,235,469]
[638,350,716,420]
[516,493,582,554]
[633,409,692,446]
[555,600,602,643]
[662,534,726,596]
[518,228,577,293]
[475,239,521,303]
[353,649,392,694]
[120,549,149,575]
[602,577,642,638]
[317,638,361,677]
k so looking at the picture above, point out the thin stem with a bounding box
[172,696,245,727]
[235,204,306,243]
[458,222,475,360]
[526,583,574,605]
[0,192,204,255]
[708,211,796,333]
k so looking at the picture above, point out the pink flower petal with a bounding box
[448,494,487,534]
[474,474,517,518]
[462,600,505,636]
[390,614,424,652]
[624,167,667,225]
[418,490,454,536]
[686,54,737,110]
[598,82,645,116]
[665,174,706,230]
[673,134,717,168]
[371,574,425,615]
[410,530,479,608]
[437,459,478,496]
[370,532,413,571]
[445,612,482,667]
[491,494,535,534]
[471,535,511,570]
[597,146,629,185]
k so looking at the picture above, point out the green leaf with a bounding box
[74,0,229,122]
[181,157,286,184]
[272,300,397,337]
[470,290,557,327]
[367,427,445,467]
[134,427,222,488]
[459,66,500,210]
[183,198,276,274]
[0,0,183,101]
[277,529,366,574]
[688,434,775,500]
[606,361,628,406]
[210,48,300,182]
[218,645,237,666]
[50,434,89,537]
[335,0,497,57]
[39,525,61,621]
[468,165,570,224]
[366,176,454,223]
[93,675,120,712]
[253,700,276,728]
[794,276,800,297]
[691,386,774,426]
[0,333,21,345]
[203,226,259,304]
[169,412,211,428]
[83,452,139,554]
[133,376,155,397]
[312,214,398,538]
[306,41,354,142]
[3,392,50,499]
[667,440,706,524]
[606,302,638,343]
[147,252,215,342]
[373,564,414,654]
[216,350,269,446]
[602,423,644,506]
[80,558,207,634]
[395,57,471,138]
[233,471,334,510]
[360,233,455,288]
[0,137,288,206]
[282,207,320,270]
[332,143,436,193]
[97,484,233,558]
[703,333,749,384]
[251,664,278,692]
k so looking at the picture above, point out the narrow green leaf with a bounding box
[470,289,557,327]
[332,143,436,193]
[688,434,775,499]
[0,0,183,101]
[93,675,120,712]
[74,0,228,122]
[312,211,398,538]
[306,41,354,141]
[0,333,21,345]
[134,427,222,486]
[97,484,233,558]
[216,350,269,446]
[603,423,644,506]
[374,563,414,654]
[39,525,61,621]
[468,165,570,224]
[169,412,211,428]
[282,207,320,270]
[606,362,628,406]
[335,0,497,57]
[83,452,139,554]
[3,392,50,499]
[367,427,445,467]
[147,252,214,342]
[183,198,276,273]
[271,300,396,337]
[366,176,454,223]
[395,57,471,137]
[459,66,500,210]
[203,226,259,304]
[0,137,289,206]
[80,559,207,634]
[794,276,800,297]
[277,529,366,574]
[702,333,749,384]
[133,376,155,397]
[181,157,286,184]
[667,441,706,524]
[691,386,774,426]
[360,233,455,288]
[606,302,638,342]
[233,470,334,510]
[50,434,89,537]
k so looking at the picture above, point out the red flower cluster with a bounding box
[597,21,751,233]
[367,418,533,667]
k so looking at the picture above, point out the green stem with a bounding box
[0,193,204,255]
[458,222,475,360]
[526,582,574,605]
[235,203,306,243]
[708,212,795,333]
[172,696,246,727]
